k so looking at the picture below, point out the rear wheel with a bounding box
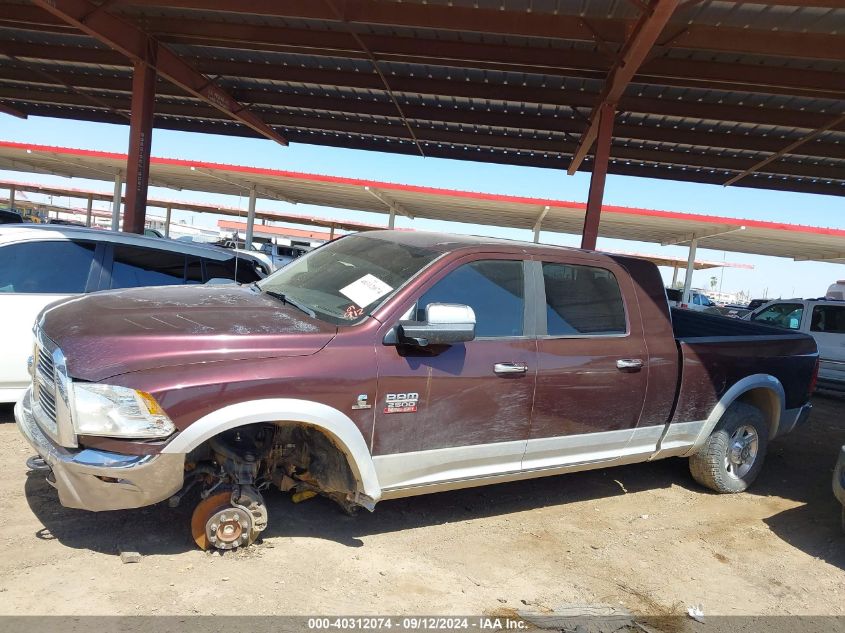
[689,402,769,493]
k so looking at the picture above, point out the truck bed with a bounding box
[669,308,818,424]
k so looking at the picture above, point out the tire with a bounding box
[689,401,770,493]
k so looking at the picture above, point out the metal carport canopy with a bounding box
[0,0,843,196]
[1,140,843,263]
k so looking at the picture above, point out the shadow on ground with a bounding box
[22,394,845,564]
[25,453,694,556]
[757,391,845,570]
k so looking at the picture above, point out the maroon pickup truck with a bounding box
[16,231,818,550]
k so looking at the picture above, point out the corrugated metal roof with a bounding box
[0,0,842,196]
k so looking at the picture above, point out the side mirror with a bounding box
[394,303,476,347]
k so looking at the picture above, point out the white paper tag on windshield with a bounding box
[339,274,393,307]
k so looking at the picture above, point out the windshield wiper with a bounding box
[263,290,316,318]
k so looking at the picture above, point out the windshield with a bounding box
[751,303,804,330]
[257,234,441,325]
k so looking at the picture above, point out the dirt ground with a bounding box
[0,394,842,619]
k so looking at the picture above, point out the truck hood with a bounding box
[38,285,337,381]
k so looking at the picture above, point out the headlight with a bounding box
[72,384,175,439]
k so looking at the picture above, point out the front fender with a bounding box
[161,398,381,502]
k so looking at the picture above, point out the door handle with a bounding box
[494,362,528,375]
[616,358,644,371]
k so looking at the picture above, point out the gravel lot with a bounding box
[0,394,843,618]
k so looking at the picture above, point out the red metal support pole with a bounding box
[123,56,156,234]
[580,102,615,250]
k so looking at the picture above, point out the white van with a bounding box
[827,281,845,300]
[748,299,845,391]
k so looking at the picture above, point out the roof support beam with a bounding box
[6,74,845,158]
[0,101,26,119]
[122,56,156,234]
[568,0,680,175]
[533,205,551,243]
[4,37,842,102]
[111,0,842,60]
[111,171,122,231]
[661,225,746,246]
[85,193,93,227]
[793,253,845,262]
[681,238,697,306]
[244,185,257,248]
[191,167,298,204]
[581,103,615,250]
[4,40,844,123]
[365,186,414,222]
[29,0,287,147]
[323,0,425,158]
[723,112,845,187]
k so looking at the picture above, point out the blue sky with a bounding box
[1,115,843,299]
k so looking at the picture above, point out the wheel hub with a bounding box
[191,491,257,551]
[207,509,250,549]
[725,425,759,479]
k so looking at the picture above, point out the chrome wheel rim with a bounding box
[725,424,759,479]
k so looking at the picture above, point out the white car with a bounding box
[666,288,719,312]
[0,225,266,403]
[748,298,845,391]
[259,242,311,270]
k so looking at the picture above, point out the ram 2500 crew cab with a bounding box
[16,231,818,550]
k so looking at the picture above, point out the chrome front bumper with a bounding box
[15,388,185,512]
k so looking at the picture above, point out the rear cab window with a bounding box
[0,240,97,294]
[541,262,627,336]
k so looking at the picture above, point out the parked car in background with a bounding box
[46,218,85,227]
[711,304,752,319]
[0,225,266,403]
[214,238,274,275]
[665,288,719,312]
[666,287,682,308]
[748,298,845,391]
[260,242,311,270]
[827,281,845,301]
[747,298,772,311]
[0,209,23,224]
[15,231,817,550]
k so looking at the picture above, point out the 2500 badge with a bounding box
[384,393,419,414]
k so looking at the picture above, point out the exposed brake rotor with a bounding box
[191,491,259,551]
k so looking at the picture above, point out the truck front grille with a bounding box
[34,343,58,429]
[31,329,74,447]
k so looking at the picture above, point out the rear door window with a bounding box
[811,305,845,334]
[0,240,97,294]
[110,245,186,289]
[751,303,804,329]
[542,262,627,336]
[417,260,525,338]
